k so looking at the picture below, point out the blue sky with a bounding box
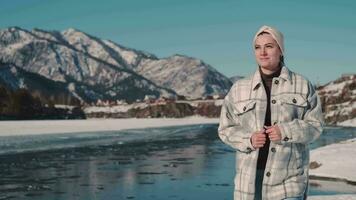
[0,0,355,85]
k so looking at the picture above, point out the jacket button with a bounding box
[274,80,279,84]
[271,148,276,152]
[283,137,289,141]
[266,172,271,177]
[243,106,246,111]
[271,100,276,104]
[292,98,297,104]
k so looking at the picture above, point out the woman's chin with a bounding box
[260,65,280,73]
[260,65,273,70]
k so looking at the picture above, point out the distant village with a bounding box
[92,94,226,107]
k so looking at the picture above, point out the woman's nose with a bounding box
[260,48,267,55]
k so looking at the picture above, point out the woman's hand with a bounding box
[250,130,266,148]
[265,125,281,142]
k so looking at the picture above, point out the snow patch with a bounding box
[337,118,356,127]
[0,117,219,136]
[310,138,356,182]
[309,194,356,200]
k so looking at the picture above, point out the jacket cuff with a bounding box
[278,123,292,144]
[245,137,255,153]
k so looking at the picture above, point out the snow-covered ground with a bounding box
[308,138,356,199]
[310,138,356,182]
[338,118,356,127]
[0,116,219,136]
[309,194,356,200]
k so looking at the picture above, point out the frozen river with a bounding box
[0,124,355,200]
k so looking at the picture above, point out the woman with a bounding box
[218,25,324,200]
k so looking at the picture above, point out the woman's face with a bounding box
[254,33,282,74]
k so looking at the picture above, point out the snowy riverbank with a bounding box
[309,138,356,183]
[338,118,356,127]
[0,117,219,136]
[309,194,356,200]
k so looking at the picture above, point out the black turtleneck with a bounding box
[256,66,282,170]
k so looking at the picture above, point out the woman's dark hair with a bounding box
[257,31,269,36]
[280,55,285,66]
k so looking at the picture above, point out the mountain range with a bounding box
[1,26,354,126]
[0,27,232,103]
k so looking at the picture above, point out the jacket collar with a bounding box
[252,65,292,90]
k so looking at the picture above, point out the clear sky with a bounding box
[1,0,355,85]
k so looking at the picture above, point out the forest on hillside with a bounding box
[0,85,85,120]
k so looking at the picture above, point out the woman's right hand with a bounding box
[250,130,266,149]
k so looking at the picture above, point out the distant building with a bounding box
[213,94,225,100]
[203,95,214,100]
[95,99,113,106]
[144,95,157,103]
[116,100,127,105]
[156,96,175,104]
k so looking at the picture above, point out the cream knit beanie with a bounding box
[253,25,284,55]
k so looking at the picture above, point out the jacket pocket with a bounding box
[280,94,307,107]
[233,100,256,115]
[279,94,308,120]
[233,100,256,133]
[232,100,256,130]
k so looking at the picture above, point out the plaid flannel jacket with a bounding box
[218,66,324,200]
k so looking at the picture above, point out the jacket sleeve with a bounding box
[278,82,324,144]
[218,90,255,153]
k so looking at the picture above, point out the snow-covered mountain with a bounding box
[317,74,356,126]
[0,27,175,103]
[58,28,233,99]
[0,27,232,102]
[134,55,232,99]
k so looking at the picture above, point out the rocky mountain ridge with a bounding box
[317,74,355,125]
[0,26,232,104]
[0,27,177,103]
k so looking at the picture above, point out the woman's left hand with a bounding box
[265,125,281,142]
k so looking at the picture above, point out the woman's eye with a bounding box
[254,46,260,49]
